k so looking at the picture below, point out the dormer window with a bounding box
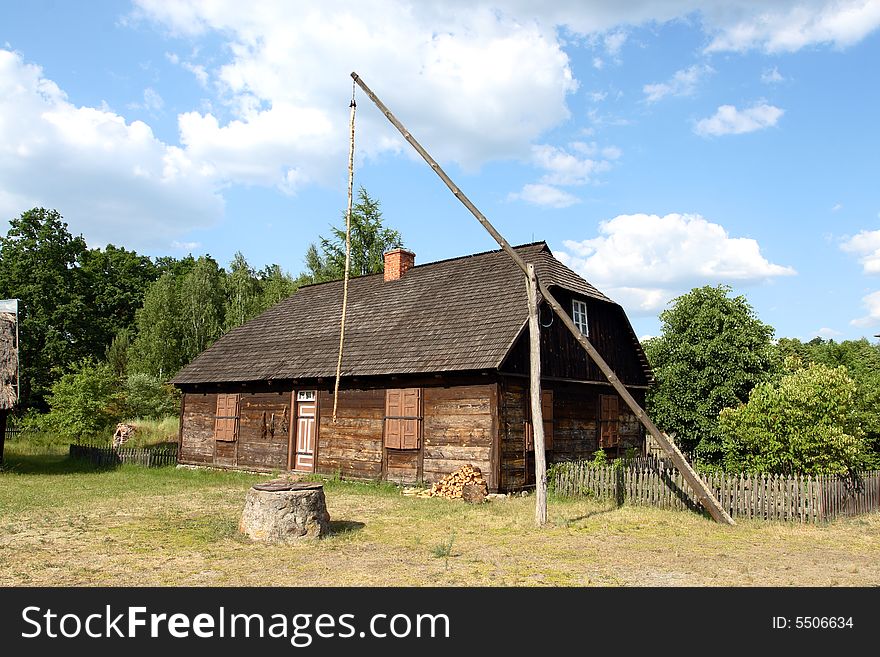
[572,299,588,335]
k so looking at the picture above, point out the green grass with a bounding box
[5,415,180,454]
[2,448,880,587]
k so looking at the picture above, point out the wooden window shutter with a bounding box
[525,389,553,451]
[542,390,553,450]
[401,388,421,449]
[385,389,402,449]
[599,394,619,448]
[214,393,240,442]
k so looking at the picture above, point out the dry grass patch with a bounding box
[1,451,879,586]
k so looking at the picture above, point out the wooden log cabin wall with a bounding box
[172,242,654,492]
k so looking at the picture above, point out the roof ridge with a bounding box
[296,241,548,290]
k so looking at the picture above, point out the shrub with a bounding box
[45,359,123,442]
[124,373,180,419]
[720,362,874,475]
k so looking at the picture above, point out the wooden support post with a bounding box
[351,71,734,525]
[526,264,547,526]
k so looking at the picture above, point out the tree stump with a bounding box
[461,482,488,504]
[239,481,330,542]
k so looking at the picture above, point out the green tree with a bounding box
[301,187,403,283]
[720,361,873,475]
[128,273,184,378]
[224,252,262,330]
[774,337,880,456]
[643,285,775,461]
[80,244,159,353]
[0,208,89,408]
[178,256,225,364]
[46,359,123,441]
[105,328,132,378]
[256,264,298,312]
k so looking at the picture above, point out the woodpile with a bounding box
[112,422,137,448]
[402,464,489,502]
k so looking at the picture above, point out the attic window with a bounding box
[572,299,589,335]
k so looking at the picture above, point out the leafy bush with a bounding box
[719,362,874,475]
[124,373,180,419]
[45,359,123,442]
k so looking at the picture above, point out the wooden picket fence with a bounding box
[550,460,880,523]
[69,443,178,468]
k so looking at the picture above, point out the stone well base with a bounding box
[239,481,330,542]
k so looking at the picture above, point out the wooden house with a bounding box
[171,242,653,492]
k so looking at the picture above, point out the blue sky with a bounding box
[2,1,879,342]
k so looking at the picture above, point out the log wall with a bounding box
[498,377,645,490]
[316,388,385,481]
[422,384,497,492]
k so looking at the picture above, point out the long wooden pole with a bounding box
[526,264,548,525]
[332,86,357,422]
[351,71,734,525]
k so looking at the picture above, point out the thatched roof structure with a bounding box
[0,312,17,409]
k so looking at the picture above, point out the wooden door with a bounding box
[293,399,317,472]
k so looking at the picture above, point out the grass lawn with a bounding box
[1,448,879,586]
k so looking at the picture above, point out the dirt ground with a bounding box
[1,455,878,587]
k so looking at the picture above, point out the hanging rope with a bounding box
[332,81,356,422]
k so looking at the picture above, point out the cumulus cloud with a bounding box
[0,49,222,249]
[643,64,713,103]
[851,290,880,327]
[841,229,880,274]
[509,184,580,209]
[556,212,795,313]
[135,0,578,185]
[816,327,843,338]
[694,103,784,136]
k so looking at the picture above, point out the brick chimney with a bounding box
[384,248,415,281]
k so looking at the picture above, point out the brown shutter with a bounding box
[385,389,402,449]
[215,393,239,442]
[401,388,421,449]
[541,390,553,450]
[599,395,619,448]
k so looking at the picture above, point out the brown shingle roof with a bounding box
[171,242,620,384]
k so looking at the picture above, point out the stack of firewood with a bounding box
[429,464,488,500]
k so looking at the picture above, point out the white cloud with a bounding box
[531,143,614,186]
[832,202,843,212]
[135,0,579,183]
[171,240,202,251]
[556,212,795,313]
[588,90,607,103]
[0,49,222,249]
[509,184,580,208]
[603,30,628,57]
[816,327,843,338]
[701,1,880,53]
[841,229,880,274]
[761,66,784,83]
[851,290,880,327]
[694,103,784,136]
[643,64,713,103]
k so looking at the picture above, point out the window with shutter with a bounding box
[525,389,553,451]
[385,388,421,449]
[214,393,240,442]
[599,394,619,448]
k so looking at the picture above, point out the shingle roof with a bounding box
[171,242,620,384]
